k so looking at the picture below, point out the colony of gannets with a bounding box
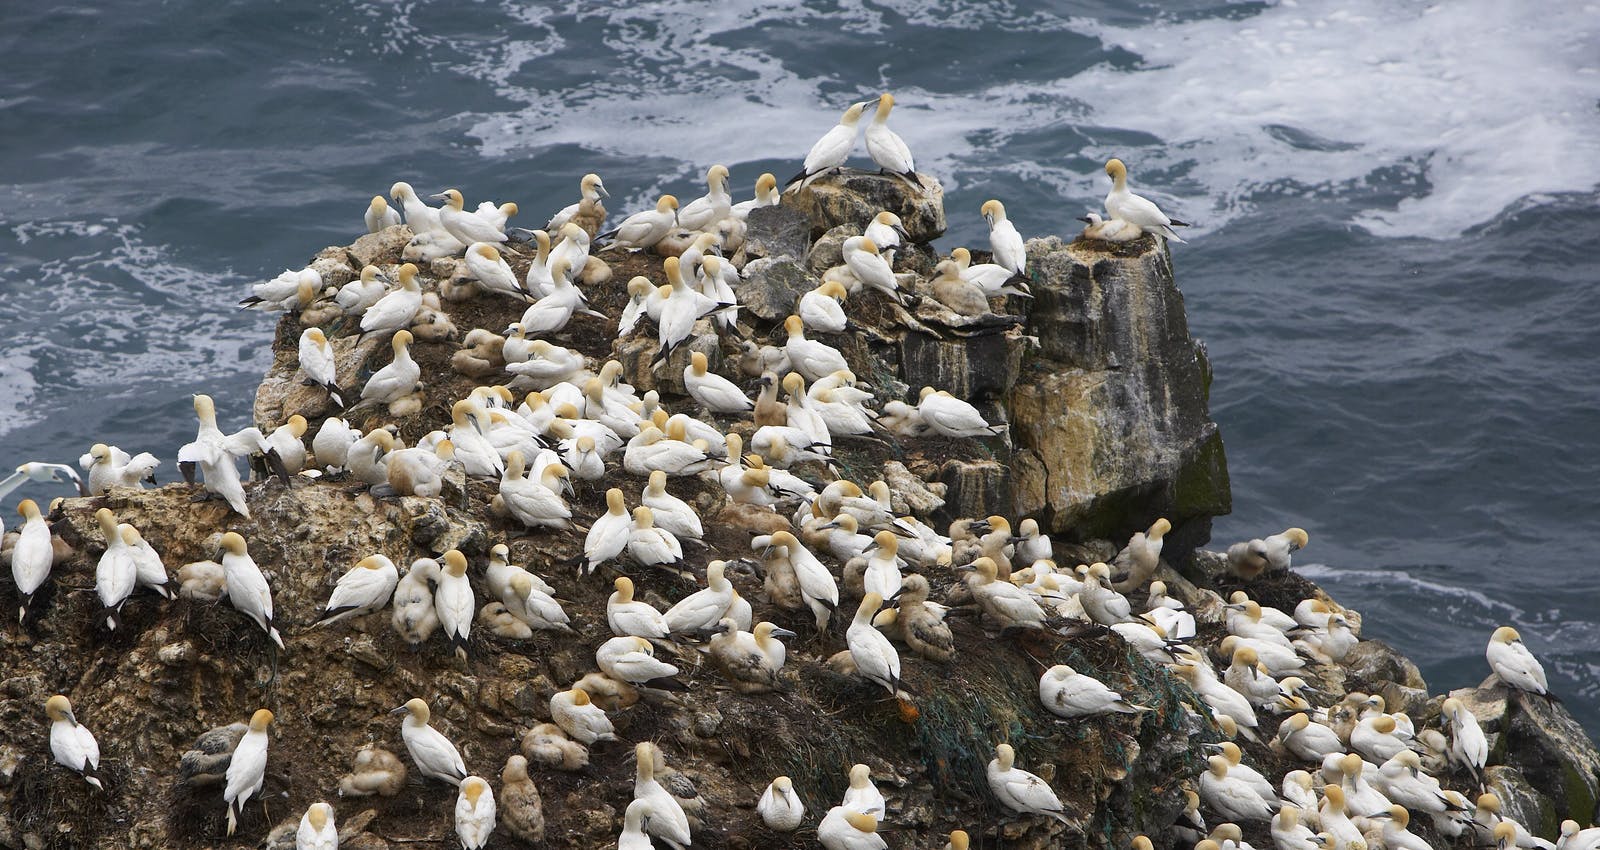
[0,91,1580,850]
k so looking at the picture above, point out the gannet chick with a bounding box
[447,775,497,850]
[314,554,400,627]
[522,723,588,771]
[847,592,902,696]
[664,559,734,635]
[392,698,467,786]
[841,236,903,305]
[433,550,475,659]
[1487,626,1549,695]
[1441,697,1488,778]
[842,763,885,815]
[1111,517,1170,592]
[338,745,406,797]
[494,755,545,843]
[224,708,273,836]
[551,687,616,745]
[787,100,870,191]
[359,262,423,338]
[601,195,680,251]
[759,776,804,831]
[685,351,752,413]
[917,387,1005,437]
[294,802,337,850]
[1077,213,1144,243]
[366,194,401,232]
[10,500,53,624]
[1199,755,1275,823]
[547,173,608,234]
[885,574,953,662]
[981,199,1027,275]
[82,443,160,494]
[864,93,915,180]
[177,559,226,603]
[391,557,440,647]
[44,695,102,790]
[988,743,1072,825]
[216,532,285,649]
[1103,159,1190,243]
[297,328,343,407]
[1039,665,1147,718]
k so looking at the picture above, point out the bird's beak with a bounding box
[598,184,610,199]
[888,586,906,602]
[1076,216,1092,224]
[430,192,450,201]
[389,706,409,716]
[771,627,798,639]
[983,213,994,227]
[1367,812,1392,819]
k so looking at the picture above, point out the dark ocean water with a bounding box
[3,1,1598,728]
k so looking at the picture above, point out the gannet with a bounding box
[862,211,908,266]
[45,695,102,790]
[864,93,915,180]
[1561,822,1600,850]
[1350,714,1409,764]
[976,201,1027,277]
[987,743,1072,825]
[359,262,423,338]
[434,550,475,659]
[581,488,631,574]
[841,236,903,305]
[1267,807,1319,850]
[664,559,734,635]
[652,257,725,365]
[366,194,401,233]
[241,266,322,312]
[633,742,691,850]
[1317,785,1365,848]
[758,776,804,831]
[1487,626,1549,695]
[464,242,529,302]
[842,763,886,815]
[1143,581,1195,639]
[295,328,344,407]
[1221,645,1281,709]
[10,500,53,624]
[787,101,870,191]
[964,556,1047,630]
[847,592,901,695]
[446,399,502,478]
[314,554,400,627]
[607,576,670,639]
[1103,159,1190,243]
[916,387,1005,437]
[1275,712,1343,761]
[634,474,699,543]
[1279,770,1317,813]
[798,281,850,333]
[177,394,263,517]
[1375,750,1453,816]
[217,532,285,649]
[432,188,506,245]
[929,260,992,317]
[1477,796,1553,850]
[1111,517,1170,592]
[1038,665,1147,718]
[384,438,456,497]
[291,803,338,850]
[359,330,420,408]
[331,264,390,316]
[1440,697,1488,777]
[1080,563,1135,625]
[311,418,358,472]
[1200,755,1275,822]
[1077,213,1144,243]
[731,172,780,220]
[388,557,439,646]
[601,195,680,251]
[547,172,608,233]
[598,636,681,686]
[224,709,273,835]
[625,505,685,571]
[773,530,840,630]
[618,798,658,850]
[860,531,903,601]
[1171,664,1259,739]
[82,444,159,494]
[391,698,467,785]
[679,164,732,232]
[1211,741,1278,805]
[550,687,616,744]
[264,415,309,475]
[819,806,887,850]
[1227,527,1310,578]
[452,775,497,849]
[118,524,172,610]
[545,223,593,288]
[498,451,570,530]
[684,351,752,413]
[783,318,850,384]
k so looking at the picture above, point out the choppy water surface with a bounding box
[3,1,1598,726]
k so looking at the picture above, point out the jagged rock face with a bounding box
[784,170,946,243]
[1451,680,1600,830]
[1008,235,1231,550]
[740,205,811,262]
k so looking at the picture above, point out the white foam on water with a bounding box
[1069,0,1600,238]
